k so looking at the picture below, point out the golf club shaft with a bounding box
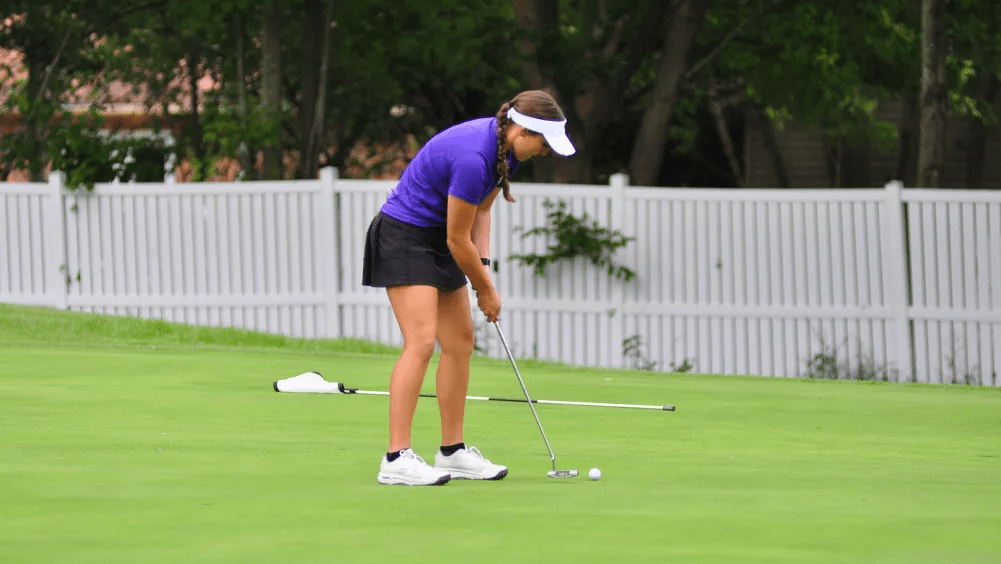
[494,322,558,472]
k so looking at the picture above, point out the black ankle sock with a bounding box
[386,450,403,462]
[440,442,465,456]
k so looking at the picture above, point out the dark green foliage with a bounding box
[622,335,657,371]
[47,115,169,190]
[803,340,897,382]
[669,358,695,373]
[509,200,635,281]
[2,0,1000,186]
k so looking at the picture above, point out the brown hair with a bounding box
[495,90,566,202]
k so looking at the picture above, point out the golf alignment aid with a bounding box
[494,322,578,479]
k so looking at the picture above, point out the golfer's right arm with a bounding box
[447,195,501,321]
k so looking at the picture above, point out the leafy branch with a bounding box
[509,199,635,281]
[623,335,658,371]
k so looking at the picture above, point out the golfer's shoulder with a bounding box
[431,118,496,154]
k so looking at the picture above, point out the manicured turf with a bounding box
[1,304,1000,563]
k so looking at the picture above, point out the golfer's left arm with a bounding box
[471,187,501,270]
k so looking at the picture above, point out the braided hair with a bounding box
[495,90,566,203]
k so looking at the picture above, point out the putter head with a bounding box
[547,469,579,479]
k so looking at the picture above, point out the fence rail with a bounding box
[2,169,1000,386]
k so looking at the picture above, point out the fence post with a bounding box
[318,167,342,338]
[609,173,629,368]
[884,180,914,382]
[44,171,69,310]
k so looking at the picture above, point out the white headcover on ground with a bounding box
[274,371,343,393]
[507,108,576,156]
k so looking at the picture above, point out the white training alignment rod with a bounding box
[274,373,676,411]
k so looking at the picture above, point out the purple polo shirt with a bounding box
[381,117,519,227]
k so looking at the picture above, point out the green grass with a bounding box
[1,303,999,564]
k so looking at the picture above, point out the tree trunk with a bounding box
[628,0,711,186]
[896,95,920,186]
[827,134,844,188]
[966,75,999,189]
[708,94,742,187]
[842,141,872,188]
[24,21,72,182]
[297,0,321,179]
[918,0,947,188]
[236,15,252,176]
[261,0,284,180]
[749,102,790,188]
[966,118,986,189]
[25,53,47,182]
[301,0,335,180]
[187,50,206,181]
[511,0,582,182]
[511,0,667,183]
[510,0,559,95]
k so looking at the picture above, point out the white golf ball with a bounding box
[588,467,601,481]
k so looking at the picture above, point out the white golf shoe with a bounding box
[377,449,451,486]
[434,446,508,480]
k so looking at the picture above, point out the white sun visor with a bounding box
[507,108,576,156]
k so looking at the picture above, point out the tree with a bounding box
[139,0,514,180]
[512,0,673,183]
[10,0,992,189]
[948,0,1001,188]
[0,1,171,183]
[691,0,922,187]
[316,1,516,173]
[254,0,285,179]
[627,0,711,186]
[919,0,948,188]
[297,0,334,179]
[105,0,270,181]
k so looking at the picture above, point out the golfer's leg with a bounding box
[435,287,475,446]
[386,285,439,452]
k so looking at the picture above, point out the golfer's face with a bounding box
[512,130,550,161]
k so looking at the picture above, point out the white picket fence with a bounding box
[2,169,1000,386]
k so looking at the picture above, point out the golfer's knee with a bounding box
[403,332,437,362]
[439,326,475,357]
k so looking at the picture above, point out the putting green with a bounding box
[1,306,999,563]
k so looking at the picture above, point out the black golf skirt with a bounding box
[362,212,467,291]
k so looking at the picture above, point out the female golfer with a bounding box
[362,90,575,485]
